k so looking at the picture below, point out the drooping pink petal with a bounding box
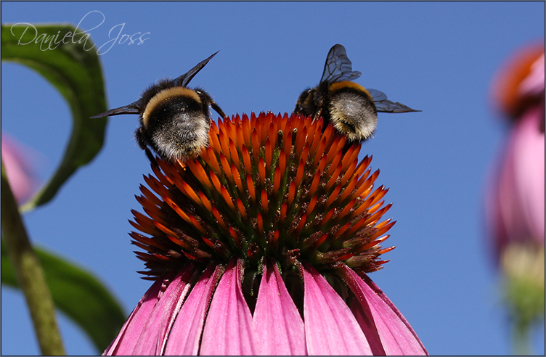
[506,106,544,245]
[486,103,545,261]
[104,272,169,355]
[131,264,197,355]
[253,258,306,355]
[200,258,258,355]
[334,266,385,355]
[164,263,224,355]
[348,298,386,355]
[339,265,428,355]
[1,134,39,204]
[301,263,372,355]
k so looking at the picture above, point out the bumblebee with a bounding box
[294,44,420,145]
[91,51,227,163]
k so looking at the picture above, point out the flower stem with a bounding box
[512,320,531,355]
[1,163,65,355]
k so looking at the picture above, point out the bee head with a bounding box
[294,88,318,118]
[90,51,226,162]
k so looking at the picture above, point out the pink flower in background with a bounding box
[486,43,545,262]
[2,133,39,204]
[486,103,544,259]
[104,113,427,355]
[485,42,544,354]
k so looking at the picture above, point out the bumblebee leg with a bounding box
[136,127,158,166]
[314,107,331,132]
[195,90,227,119]
[315,107,323,121]
[211,101,227,119]
[144,148,158,167]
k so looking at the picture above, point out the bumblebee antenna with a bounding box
[174,51,220,87]
[90,101,141,118]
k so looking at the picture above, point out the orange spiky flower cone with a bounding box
[105,112,427,355]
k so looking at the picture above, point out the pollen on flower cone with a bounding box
[106,112,427,356]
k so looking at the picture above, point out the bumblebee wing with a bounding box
[174,51,219,87]
[320,44,361,83]
[368,88,421,113]
[368,89,387,102]
[90,101,141,118]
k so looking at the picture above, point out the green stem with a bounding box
[1,163,65,355]
[513,319,531,355]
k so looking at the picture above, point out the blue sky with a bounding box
[2,2,544,355]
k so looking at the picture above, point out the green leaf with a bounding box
[2,24,108,211]
[2,240,126,353]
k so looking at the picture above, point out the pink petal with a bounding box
[200,258,258,355]
[348,298,385,355]
[1,134,39,204]
[253,259,306,355]
[164,263,224,355]
[302,263,372,355]
[486,103,545,259]
[340,265,428,355]
[104,273,166,355]
[131,264,197,355]
[509,106,544,244]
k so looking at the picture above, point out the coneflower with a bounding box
[486,44,544,354]
[105,112,427,355]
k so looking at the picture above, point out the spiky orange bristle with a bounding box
[130,112,394,277]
